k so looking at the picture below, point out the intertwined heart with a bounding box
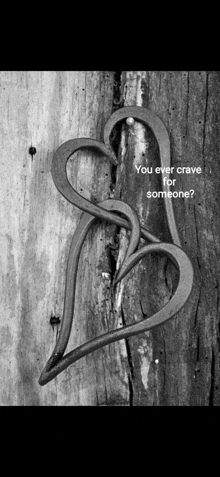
[39,107,193,386]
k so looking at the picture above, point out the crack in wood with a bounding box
[202,72,209,157]
[185,71,190,137]
[121,305,134,406]
[209,348,215,405]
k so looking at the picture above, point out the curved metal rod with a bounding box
[39,242,193,385]
[104,106,181,247]
[39,199,141,377]
[51,107,180,246]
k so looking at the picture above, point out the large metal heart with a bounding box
[51,106,181,246]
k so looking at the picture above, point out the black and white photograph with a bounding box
[0,70,219,406]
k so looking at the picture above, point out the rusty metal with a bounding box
[39,106,193,386]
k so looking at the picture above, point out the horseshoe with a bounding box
[39,106,193,386]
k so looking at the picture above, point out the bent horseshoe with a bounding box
[39,106,193,386]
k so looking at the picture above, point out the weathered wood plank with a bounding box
[0,71,130,405]
[115,71,220,405]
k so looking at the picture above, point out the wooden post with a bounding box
[0,71,219,405]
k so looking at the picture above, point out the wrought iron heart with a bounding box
[39,106,194,386]
[39,199,193,386]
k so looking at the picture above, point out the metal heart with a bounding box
[39,106,194,386]
[39,199,193,386]
[51,106,181,246]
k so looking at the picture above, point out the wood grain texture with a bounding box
[114,71,220,405]
[0,71,219,406]
[0,71,129,405]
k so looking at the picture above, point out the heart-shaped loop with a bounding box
[39,199,193,386]
[51,106,180,245]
